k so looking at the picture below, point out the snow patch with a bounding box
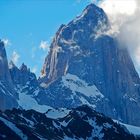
[46,108,70,119]
[18,87,52,113]
[79,96,96,108]
[62,73,104,98]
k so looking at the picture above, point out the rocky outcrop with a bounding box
[9,62,39,97]
[9,62,38,88]
[39,4,140,126]
[9,62,49,111]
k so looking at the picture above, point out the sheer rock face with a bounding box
[39,4,140,126]
[0,40,18,110]
[0,41,12,85]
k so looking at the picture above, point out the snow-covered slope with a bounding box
[17,85,52,113]
[62,73,104,98]
[114,120,140,136]
[123,124,140,136]
[36,73,110,111]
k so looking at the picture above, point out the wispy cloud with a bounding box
[11,51,20,64]
[2,38,11,47]
[31,66,38,73]
[39,41,50,51]
[99,0,140,74]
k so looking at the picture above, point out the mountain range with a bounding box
[0,3,140,140]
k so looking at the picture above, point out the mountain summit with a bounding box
[38,4,140,126]
[40,4,109,85]
[0,3,140,128]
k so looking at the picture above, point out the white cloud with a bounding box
[98,0,140,75]
[11,51,20,64]
[2,38,11,47]
[39,41,50,51]
[99,0,137,36]
[100,0,136,16]
[31,66,37,73]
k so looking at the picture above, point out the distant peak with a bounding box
[20,63,28,71]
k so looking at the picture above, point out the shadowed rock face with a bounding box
[39,4,140,126]
[0,40,18,110]
[0,105,137,140]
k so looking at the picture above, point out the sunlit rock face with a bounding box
[39,4,140,126]
[0,40,18,110]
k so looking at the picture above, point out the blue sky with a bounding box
[0,0,98,76]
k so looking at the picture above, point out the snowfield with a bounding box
[114,120,140,136]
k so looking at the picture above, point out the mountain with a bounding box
[38,4,140,126]
[0,40,18,110]
[40,4,109,85]
[0,105,138,140]
[0,3,140,139]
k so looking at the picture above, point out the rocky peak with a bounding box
[19,63,28,72]
[40,4,109,84]
[10,62,38,87]
[0,40,18,110]
[0,40,13,85]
